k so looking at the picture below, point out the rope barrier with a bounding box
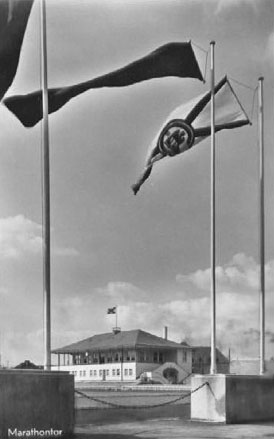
[75,381,209,410]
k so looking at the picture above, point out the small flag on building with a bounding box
[3,41,203,127]
[131,76,251,195]
[107,307,116,315]
[0,0,34,101]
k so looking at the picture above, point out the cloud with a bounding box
[0,215,42,259]
[265,31,274,70]
[96,281,147,303]
[2,329,44,367]
[0,215,78,260]
[0,287,8,296]
[7,251,274,364]
[215,0,260,15]
[53,247,79,257]
[176,253,274,293]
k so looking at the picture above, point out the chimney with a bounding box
[163,326,168,340]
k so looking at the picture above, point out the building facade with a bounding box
[52,329,192,384]
[191,346,230,374]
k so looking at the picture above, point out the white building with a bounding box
[52,328,192,384]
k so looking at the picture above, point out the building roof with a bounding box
[52,329,189,354]
[14,360,42,369]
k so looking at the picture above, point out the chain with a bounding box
[75,381,209,410]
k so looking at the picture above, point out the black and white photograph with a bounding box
[0,0,273,438]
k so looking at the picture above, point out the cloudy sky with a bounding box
[0,0,273,366]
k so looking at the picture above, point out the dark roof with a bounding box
[192,346,229,363]
[52,329,189,354]
[14,360,42,369]
[180,341,190,347]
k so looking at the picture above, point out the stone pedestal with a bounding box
[0,369,74,437]
[191,374,274,423]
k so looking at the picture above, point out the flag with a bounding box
[3,41,203,127]
[131,76,251,195]
[0,0,34,101]
[107,307,116,315]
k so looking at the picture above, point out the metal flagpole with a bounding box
[210,41,217,375]
[40,0,51,371]
[258,77,265,375]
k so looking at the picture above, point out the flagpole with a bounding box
[210,41,217,375]
[40,0,51,371]
[258,77,265,375]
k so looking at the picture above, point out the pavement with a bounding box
[73,384,274,439]
[74,408,274,439]
[74,418,274,439]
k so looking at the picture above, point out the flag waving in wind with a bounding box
[107,307,116,315]
[0,0,34,101]
[3,41,203,127]
[131,76,251,195]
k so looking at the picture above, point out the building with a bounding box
[52,329,192,384]
[191,346,230,374]
[14,360,42,370]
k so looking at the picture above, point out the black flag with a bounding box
[0,0,34,101]
[3,42,203,127]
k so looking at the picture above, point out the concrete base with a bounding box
[191,374,274,423]
[0,369,74,437]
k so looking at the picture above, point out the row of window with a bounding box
[70,368,134,378]
[73,352,136,365]
[75,356,136,365]
[62,349,189,366]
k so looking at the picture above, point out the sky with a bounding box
[0,0,273,366]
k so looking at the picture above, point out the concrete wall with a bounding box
[226,375,274,423]
[191,374,274,424]
[0,370,74,438]
[191,374,226,422]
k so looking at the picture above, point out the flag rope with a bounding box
[250,86,259,123]
[191,41,208,53]
[228,76,258,122]
[228,76,256,91]
[192,41,209,83]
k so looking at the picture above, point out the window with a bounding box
[83,370,86,377]
[90,370,93,376]
[129,369,133,376]
[94,370,97,376]
[159,352,163,363]
[183,350,187,362]
[117,369,120,376]
[79,371,82,377]
[99,370,103,376]
[112,369,116,376]
[124,369,128,376]
[153,352,158,363]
